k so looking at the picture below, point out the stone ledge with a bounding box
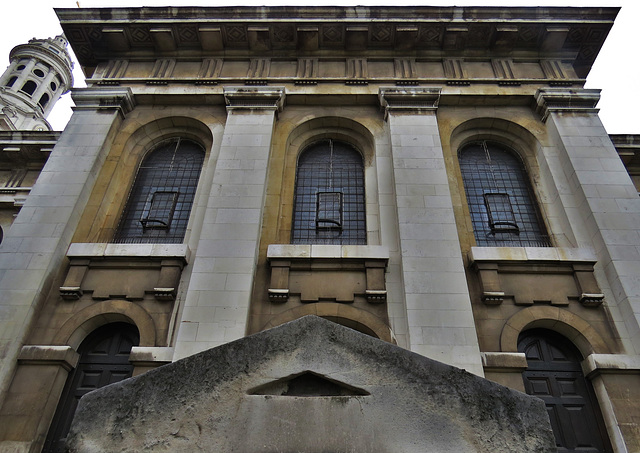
[18,345,79,371]
[582,354,640,377]
[481,352,528,372]
[469,246,597,263]
[129,347,174,366]
[268,244,389,260]
[67,242,190,262]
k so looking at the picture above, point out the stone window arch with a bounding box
[459,141,549,247]
[291,139,366,245]
[113,138,205,244]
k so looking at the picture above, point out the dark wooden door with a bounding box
[43,323,139,453]
[518,329,612,453]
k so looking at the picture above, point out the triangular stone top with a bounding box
[67,316,555,453]
[249,371,370,397]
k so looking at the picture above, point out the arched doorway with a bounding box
[518,329,612,453]
[43,323,139,453]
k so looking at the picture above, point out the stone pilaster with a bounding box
[173,87,285,360]
[0,87,134,406]
[536,88,640,355]
[379,87,484,376]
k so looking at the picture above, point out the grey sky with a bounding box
[1,0,637,134]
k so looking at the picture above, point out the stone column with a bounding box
[379,88,483,376]
[0,87,134,405]
[536,88,640,355]
[173,87,285,360]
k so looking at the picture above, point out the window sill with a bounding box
[67,242,190,261]
[469,246,596,263]
[267,244,389,260]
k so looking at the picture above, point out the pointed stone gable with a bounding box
[66,316,555,452]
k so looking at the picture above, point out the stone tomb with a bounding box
[66,316,555,452]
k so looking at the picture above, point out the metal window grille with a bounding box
[459,141,550,247]
[113,138,204,244]
[292,140,366,245]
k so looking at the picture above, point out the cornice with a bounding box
[379,87,440,119]
[535,87,600,122]
[71,86,136,117]
[56,6,618,80]
[224,86,285,112]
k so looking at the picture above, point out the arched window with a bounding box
[291,139,366,245]
[20,80,37,96]
[518,329,612,453]
[38,93,50,109]
[459,141,549,247]
[113,138,205,244]
[43,323,139,453]
[6,76,17,87]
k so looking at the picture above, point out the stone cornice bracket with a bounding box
[71,86,136,118]
[378,87,441,121]
[535,88,600,123]
[224,86,285,113]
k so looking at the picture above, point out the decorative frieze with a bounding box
[295,58,318,85]
[346,58,368,85]
[492,59,520,86]
[195,58,222,85]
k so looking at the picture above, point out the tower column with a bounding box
[0,87,135,406]
[173,86,285,360]
[0,60,18,86]
[13,59,36,89]
[537,88,640,355]
[379,87,484,376]
[32,68,56,104]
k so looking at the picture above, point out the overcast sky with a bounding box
[1,0,637,134]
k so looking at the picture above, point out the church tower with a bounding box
[0,34,73,131]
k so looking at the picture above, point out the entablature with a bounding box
[57,6,617,80]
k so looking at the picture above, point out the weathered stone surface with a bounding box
[67,316,555,453]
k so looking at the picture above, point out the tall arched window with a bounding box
[6,76,17,87]
[113,138,205,244]
[20,80,37,96]
[43,323,139,453]
[459,141,549,247]
[38,92,50,109]
[291,139,366,245]
[518,329,612,453]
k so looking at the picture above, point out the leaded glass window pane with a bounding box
[113,138,204,244]
[292,140,366,245]
[459,141,550,247]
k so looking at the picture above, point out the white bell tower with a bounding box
[0,34,73,131]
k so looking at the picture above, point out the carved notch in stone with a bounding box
[249,371,370,397]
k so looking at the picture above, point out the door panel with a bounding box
[518,329,611,453]
[43,323,139,453]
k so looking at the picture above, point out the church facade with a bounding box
[0,6,638,453]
